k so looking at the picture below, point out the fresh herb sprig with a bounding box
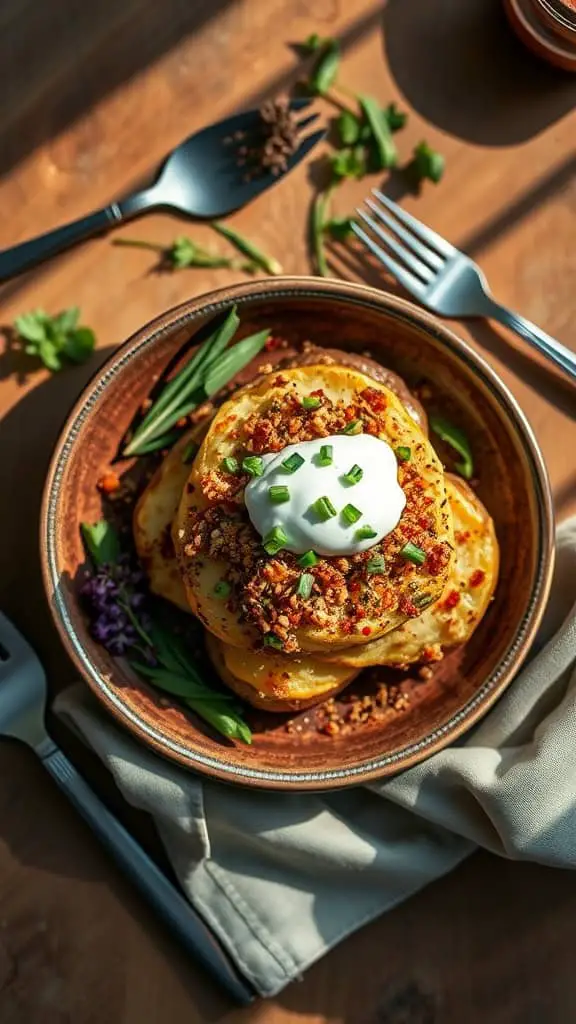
[81,519,252,743]
[114,224,282,276]
[14,307,95,372]
[123,305,269,457]
[211,222,282,275]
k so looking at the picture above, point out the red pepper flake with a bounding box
[399,595,419,617]
[442,589,460,610]
[455,530,471,544]
[361,626,372,636]
[310,388,325,398]
[264,336,284,351]
[97,471,120,494]
[469,569,486,588]
[427,542,451,576]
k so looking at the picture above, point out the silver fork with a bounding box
[0,612,253,1004]
[353,189,576,384]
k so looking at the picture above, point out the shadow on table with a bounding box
[382,0,576,146]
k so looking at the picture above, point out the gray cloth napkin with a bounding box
[55,516,576,998]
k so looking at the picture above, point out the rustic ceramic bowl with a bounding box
[41,278,554,790]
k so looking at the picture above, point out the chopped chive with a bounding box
[395,446,411,462]
[355,525,377,541]
[213,580,231,599]
[263,525,288,555]
[301,395,321,410]
[341,420,362,435]
[312,496,337,521]
[296,573,314,599]
[282,452,305,473]
[342,503,362,525]
[317,444,333,466]
[269,485,290,504]
[221,456,239,474]
[367,555,385,574]
[400,541,426,565]
[264,633,283,649]
[343,464,363,485]
[413,592,433,608]
[242,455,264,477]
[298,550,319,567]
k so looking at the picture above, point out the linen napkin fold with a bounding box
[55,516,576,998]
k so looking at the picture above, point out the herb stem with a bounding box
[113,238,166,253]
[119,593,154,649]
[311,187,334,277]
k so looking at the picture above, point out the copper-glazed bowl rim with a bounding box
[40,277,554,789]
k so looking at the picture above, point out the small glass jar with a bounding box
[504,0,576,70]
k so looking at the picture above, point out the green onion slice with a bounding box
[355,525,377,541]
[341,419,363,435]
[242,455,264,477]
[366,555,385,574]
[221,456,239,474]
[298,550,318,568]
[318,444,333,466]
[263,634,283,649]
[343,464,363,485]
[213,580,231,599]
[269,485,290,504]
[302,395,321,410]
[395,446,411,462]
[263,525,288,555]
[296,573,314,599]
[400,541,426,565]
[282,452,305,473]
[342,503,362,525]
[312,496,337,521]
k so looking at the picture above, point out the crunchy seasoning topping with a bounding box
[97,471,121,495]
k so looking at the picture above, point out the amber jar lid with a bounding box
[504,0,576,70]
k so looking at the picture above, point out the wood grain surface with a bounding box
[0,0,575,1020]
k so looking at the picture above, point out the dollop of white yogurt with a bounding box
[244,433,406,556]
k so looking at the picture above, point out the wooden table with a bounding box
[0,0,575,1020]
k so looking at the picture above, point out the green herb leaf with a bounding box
[384,102,408,132]
[131,662,232,701]
[311,190,331,277]
[186,700,252,744]
[81,520,121,567]
[263,634,283,650]
[413,141,445,184]
[430,416,473,479]
[309,39,340,95]
[203,329,270,396]
[212,222,282,275]
[301,32,331,53]
[324,216,356,241]
[330,146,366,181]
[359,95,398,170]
[213,580,231,599]
[14,307,95,373]
[336,110,361,146]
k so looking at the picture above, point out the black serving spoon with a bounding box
[0,100,324,283]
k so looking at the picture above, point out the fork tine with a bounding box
[356,208,435,283]
[372,189,455,259]
[289,97,314,112]
[296,113,320,131]
[351,222,426,298]
[285,128,326,169]
[365,198,444,272]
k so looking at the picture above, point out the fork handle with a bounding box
[40,744,253,1004]
[0,188,158,283]
[486,299,576,383]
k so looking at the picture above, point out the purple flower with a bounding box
[81,556,150,659]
